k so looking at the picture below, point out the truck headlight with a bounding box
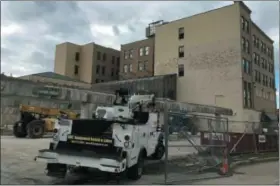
[124,141,129,148]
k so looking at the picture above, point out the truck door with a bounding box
[146,113,159,155]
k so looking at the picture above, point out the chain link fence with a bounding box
[163,110,229,184]
[161,109,278,184]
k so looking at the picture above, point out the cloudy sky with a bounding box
[1,1,279,105]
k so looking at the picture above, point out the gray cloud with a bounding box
[1,1,279,79]
[112,25,120,36]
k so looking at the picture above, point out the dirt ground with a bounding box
[1,135,279,185]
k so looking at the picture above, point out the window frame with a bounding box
[139,47,144,56]
[178,45,184,58]
[178,64,184,77]
[178,27,184,40]
[74,65,79,75]
[144,46,150,56]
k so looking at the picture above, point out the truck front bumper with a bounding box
[34,149,127,173]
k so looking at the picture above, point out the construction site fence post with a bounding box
[164,104,169,185]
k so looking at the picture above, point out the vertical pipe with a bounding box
[164,103,169,184]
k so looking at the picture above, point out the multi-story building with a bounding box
[153,1,276,131]
[54,42,120,84]
[120,38,155,80]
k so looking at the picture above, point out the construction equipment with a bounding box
[13,104,79,139]
[35,89,165,180]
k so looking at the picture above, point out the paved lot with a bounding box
[0,135,200,184]
[195,161,279,185]
[1,135,278,185]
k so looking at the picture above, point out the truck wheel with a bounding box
[152,142,165,160]
[13,121,27,138]
[27,120,45,139]
[127,150,145,180]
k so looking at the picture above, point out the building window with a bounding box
[74,65,79,75]
[129,49,134,59]
[243,81,247,107]
[144,46,149,55]
[245,20,249,33]
[116,69,119,76]
[139,48,144,56]
[124,51,129,59]
[266,47,269,56]
[269,77,272,88]
[138,61,144,71]
[178,64,184,77]
[242,58,251,74]
[178,27,184,39]
[260,41,264,52]
[254,70,258,82]
[112,56,115,64]
[111,68,114,76]
[261,58,265,68]
[268,92,271,100]
[248,82,252,108]
[255,70,261,83]
[95,79,99,83]
[262,74,266,86]
[241,16,245,30]
[75,52,80,61]
[102,66,105,75]
[270,48,273,59]
[241,37,246,52]
[97,52,101,60]
[178,45,184,58]
[243,81,252,108]
[102,53,106,61]
[123,65,128,73]
[263,43,267,54]
[253,53,256,64]
[117,57,120,65]
[253,35,256,46]
[144,61,148,70]
[96,65,100,74]
[129,64,132,72]
[256,54,260,66]
[264,59,267,70]
[245,39,250,54]
[256,38,259,48]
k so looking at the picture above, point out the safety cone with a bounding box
[219,148,229,175]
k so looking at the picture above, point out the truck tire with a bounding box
[127,150,145,180]
[13,121,27,138]
[27,120,45,139]
[151,142,165,160]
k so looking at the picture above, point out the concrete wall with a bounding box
[19,75,92,89]
[0,75,115,127]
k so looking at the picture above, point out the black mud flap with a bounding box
[46,163,67,178]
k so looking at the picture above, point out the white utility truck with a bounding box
[34,89,165,180]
